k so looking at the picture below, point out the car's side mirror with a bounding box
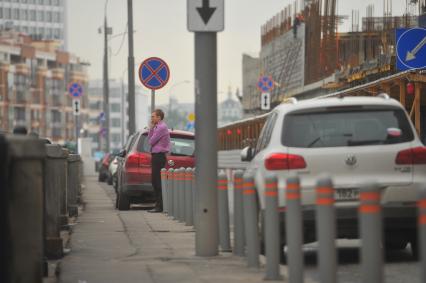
[118,149,127,158]
[241,146,254,162]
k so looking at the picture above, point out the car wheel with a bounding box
[118,192,130,211]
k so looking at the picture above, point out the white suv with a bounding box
[242,95,426,256]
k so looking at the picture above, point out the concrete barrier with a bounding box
[44,144,68,259]
[67,154,81,217]
[5,135,46,283]
[233,170,245,256]
[217,170,231,252]
[243,171,259,268]
[185,168,194,226]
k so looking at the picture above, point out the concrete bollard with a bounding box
[161,168,168,213]
[359,183,383,283]
[243,171,260,268]
[6,135,46,283]
[59,149,69,228]
[44,144,68,259]
[233,170,245,256]
[76,159,83,204]
[217,170,231,252]
[67,154,81,217]
[185,168,194,226]
[315,177,336,283]
[168,168,175,217]
[286,176,304,283]
[173,168,180,221]
[264,174,281,280]
[418,185,426,282]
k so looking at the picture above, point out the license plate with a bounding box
[335,188,359,201]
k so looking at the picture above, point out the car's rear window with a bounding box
[138,134,195,156]
[282,107,414,148]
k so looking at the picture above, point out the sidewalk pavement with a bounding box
[59,176,289,283]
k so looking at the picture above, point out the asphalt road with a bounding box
[102,180,421,283]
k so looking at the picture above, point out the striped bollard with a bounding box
[243,171,259,268]
[286,176,303,283]
[359,183,383,283]
[173,168,180,221]
[185,168,194,226]
[192,168,197,228]
[161,168,168,213]
[167,169,174,217]
[179,167,186,222]
[264,174,281,280]
[418,185,426,282]
[217,171,231,252]
[315,177,336,283]
[233,170,245,256]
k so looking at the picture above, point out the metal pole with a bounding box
[151,89,155,113]
[233,170,245,256]
[74,115,79,153]
[315,177,336,283]
[168,169,174,217]
[217,170,231,252]
[243,171,259,268]
[418,184,426,282]
[286,176,304,283]
[264,174,281,280]
[194,32,219,257]
[359,183,383,283]
[103,16,110,152]
[127,0,136,134]
[185,168,194,226]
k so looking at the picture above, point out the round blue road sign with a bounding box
[257,76,274,93]
[396,27,426,71]
[139,57,170,90]
[68,82,83,98]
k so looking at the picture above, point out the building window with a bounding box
[111,134,121,143]
[46,11,52,22]
[4,8,11,20]
[51,110,61,123]
[110,103,121,113]
[21,9,28,21]
[111,118,121,127]
[30,10,36,21]
[13,9,19,20]
[37,10,44,21]
[52,127,61,137]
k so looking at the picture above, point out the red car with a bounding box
[116,130,195,210]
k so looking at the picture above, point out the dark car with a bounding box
[116,130,195,210]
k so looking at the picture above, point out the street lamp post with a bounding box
[102,0,111,152]
[127,0,136,135]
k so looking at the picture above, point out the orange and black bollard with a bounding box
[167,169,174,217]
[359,183,383,283]
[185,168,194,226]
[315,177,336,283]
[264,174,281,280]
[217,170,231,252]
[233,170,245,256]
[161,168,168,213]
[286,176,303,283]
[243,171,259,268]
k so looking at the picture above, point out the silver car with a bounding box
[242,95,426,258]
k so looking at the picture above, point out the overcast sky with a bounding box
[68,0,408,106]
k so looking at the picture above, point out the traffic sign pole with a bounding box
[151,89,155,113]
[194,31,219,257]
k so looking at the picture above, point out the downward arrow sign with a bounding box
[197,0,216,25]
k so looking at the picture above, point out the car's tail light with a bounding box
[125,152,150,169]
[396,147,426,165]
[265,153,306,170]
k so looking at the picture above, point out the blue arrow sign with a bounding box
[139,57,170,90]
[396,27,426,71]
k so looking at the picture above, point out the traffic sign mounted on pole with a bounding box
[187,0,224,32]
[73,99,81,116]
[261,92,271,110]
[257,76,274,93]
[68,82,83,98]
[139,57,170,90]
[396,27,426,71]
